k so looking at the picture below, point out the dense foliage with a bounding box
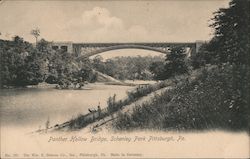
[191,0,250,127]
[0,36,44,86]
[192,0,250,67]
[0,37,96,88]
[210,0,250,65]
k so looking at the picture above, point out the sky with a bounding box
[0,0,229,43]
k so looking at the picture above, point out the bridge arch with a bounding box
[82,44,169,58]
[51,42,201,60]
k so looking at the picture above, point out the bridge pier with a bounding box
[51,42,74,53]
[195,40,205,54]
[73,45,82,56]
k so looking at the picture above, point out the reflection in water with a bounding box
[0,83,134,129]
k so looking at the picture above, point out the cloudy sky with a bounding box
[0,0,229,43]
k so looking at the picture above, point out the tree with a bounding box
[209,0,250,65]
[191,42,220,69]
[30,28,40,46]
[0,36,45,87]
[37,38,51,52]
[163,46,188,79]
[205,0,250,129]
[149,61,165,80]
[0,36,96,88]
[92,55,105,72]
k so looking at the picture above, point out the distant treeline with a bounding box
[91,47,190,81]
[91,55,165,81]
[0,37,97,88]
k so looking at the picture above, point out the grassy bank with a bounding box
[114,64,250,131]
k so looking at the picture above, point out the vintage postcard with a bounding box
[0,0,249,158]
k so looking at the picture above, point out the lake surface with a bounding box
[0,83,134,130]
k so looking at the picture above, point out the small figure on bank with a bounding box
[45,117,50,133]
[97,102,101,118]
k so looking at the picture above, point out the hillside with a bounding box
[56,64,249,133]
[94,70,126,85]
[113,64,249,131]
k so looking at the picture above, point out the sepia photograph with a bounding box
[0,0,249,158]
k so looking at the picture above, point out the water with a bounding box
[0,83,134,130]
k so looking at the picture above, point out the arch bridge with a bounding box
[51,41,204,58]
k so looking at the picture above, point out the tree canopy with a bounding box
[209,0,250,65]
[0,37,96,88]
